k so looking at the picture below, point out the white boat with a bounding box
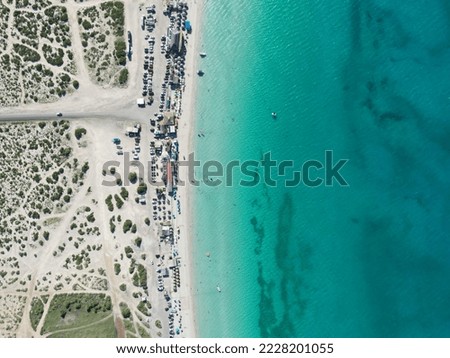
[271,112,277,118]
[199,52,207,57]
[216,285,221,292]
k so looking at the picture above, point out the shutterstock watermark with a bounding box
[102,150,349,188]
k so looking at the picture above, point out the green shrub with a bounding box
[137,182,147,195]
[82,19,93,30]
[114,263,121,275]
[59,147,72,158]
[128,172,137,183]
[132,264,147,288]
[124,246,133,259]
[74,128,86,140]
[118,68,128,85]
[134,237,142,248]
[30,297,45,331]
[119,302,131,319]
[105,195,114,211]
[137,301,150,316]
[120,187,129,200]
[13,44,40,62]
[123,220,132,233]
[81,162,89,174]
[114,194,124,209]
[114,38,126,66]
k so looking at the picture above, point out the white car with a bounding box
[133,153,139,160]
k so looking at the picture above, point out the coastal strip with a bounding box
[175,0,205,338]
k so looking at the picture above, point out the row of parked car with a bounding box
[142,5,156,32]
[142,36,156,99]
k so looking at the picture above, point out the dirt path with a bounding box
[15,137,96,337]
[115,317,126,338]
[4,1,15,55]
[89,124,124,336]
[34,294,53,337]
[65,1,92,86]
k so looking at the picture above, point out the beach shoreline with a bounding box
[175,0,205,338]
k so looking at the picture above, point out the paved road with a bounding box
[0,102,157,122]
[0,111,131,122]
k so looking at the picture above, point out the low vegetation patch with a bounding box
[48,315,116,338]
[41,293,112,334]
[77,1,126,85]
[29,297,45,331]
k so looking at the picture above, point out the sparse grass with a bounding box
[137,301,151,317]
[119,302,131,319]
[41,293,112,334]
[124,318,135,334]
[77,1,126,85]
[137,323,150,338]
[0,122,80,276]
[3,6,78,106]
[47,315,116,338]
[30,297,45,331]
[132,264,147,288]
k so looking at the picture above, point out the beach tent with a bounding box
[185,20,192,33]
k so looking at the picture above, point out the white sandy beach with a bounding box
[172,0,205,338]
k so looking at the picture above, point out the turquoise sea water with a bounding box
[192,0,450,337]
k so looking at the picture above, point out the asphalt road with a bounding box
[0,111,128,122]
